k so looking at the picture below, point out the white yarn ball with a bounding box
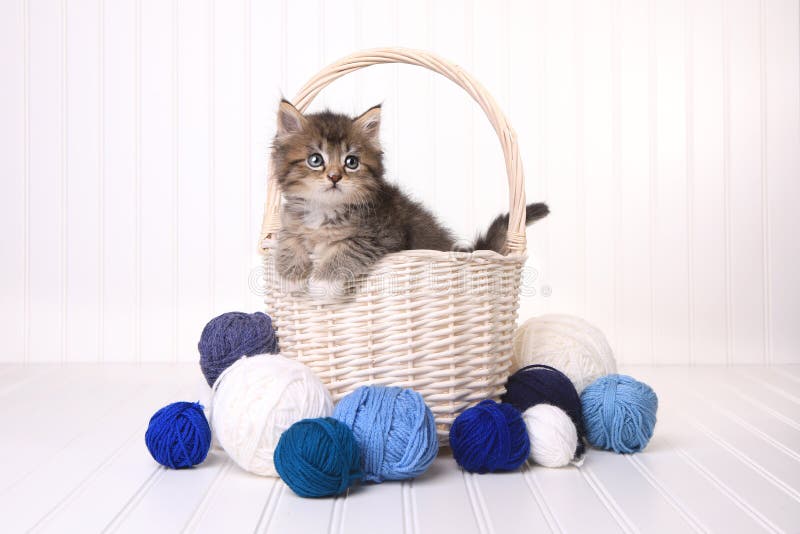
[513,314,616,394]
[523,404,579,468]
[210,355,333,476]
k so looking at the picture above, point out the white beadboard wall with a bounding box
[0,0,798,365]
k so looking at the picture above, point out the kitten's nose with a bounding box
[327,172,342,184]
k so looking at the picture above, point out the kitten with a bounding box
[271,100,549,298]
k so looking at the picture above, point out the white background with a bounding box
[1,0,798,365]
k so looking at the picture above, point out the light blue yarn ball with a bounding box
[333,386,439,483]
[581,374,658,453]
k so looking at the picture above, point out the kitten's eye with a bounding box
[344,155,359,170]
[307,153,324,168]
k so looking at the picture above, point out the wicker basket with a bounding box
[258,48,528,441]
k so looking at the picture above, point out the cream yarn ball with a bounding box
[512,314,616,394]
[210,355,333,476]
[523,404,580,468]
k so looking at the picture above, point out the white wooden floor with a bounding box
[1,364,799,534]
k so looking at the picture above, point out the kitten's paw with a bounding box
[277,275,307,294]
[307,277,347,300]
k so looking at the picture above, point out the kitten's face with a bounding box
[272,101,384,206]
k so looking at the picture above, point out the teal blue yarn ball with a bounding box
[449,399,530,473]
[581,374,658,453]
[333,386,439,483]
[274,417,362,498]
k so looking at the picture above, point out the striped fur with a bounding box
[272,101,548,297]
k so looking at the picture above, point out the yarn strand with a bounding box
[333,386,438,483]
[145,401,211,469]
[581,374,658,453]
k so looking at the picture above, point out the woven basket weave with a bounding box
[258,48,528,441]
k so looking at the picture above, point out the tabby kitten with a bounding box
[272,100,549,298]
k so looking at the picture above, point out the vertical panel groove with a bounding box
[98,0,105,362]
[280,0,287,95]
[462,471,494,534]
[134,0,143,363]
[522,466,564,534]
[250,478,279,534]
[23,0,31,365]
[392,0,400,179]
[575,0,586,317]
[577,466,637,534]
[208,0,216,314]
[502,0,510,108]
[722,0,732,365]
[669,443,782,533]
[467,0,475,232]
[327,491,347,534]
[425,0,435,209]
[100,466,165,531]
[625,455,709,533]
[758,0,772,365]
[172,0,179,363]
[255,484,285,534]
[317,0,323,85]
[317,0,325,110]
[245,0,252,310]
[684,0,695,366]
[60,0,68,364]
[648,0,657,364]
[179,459,233,532]
[354,0,362,105]
[539,0,550,313]
[611,0,621,352]
[400,480,419,534]
[689,419,800,503]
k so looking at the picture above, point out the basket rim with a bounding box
[261,241,527,265]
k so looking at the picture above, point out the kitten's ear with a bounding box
[353,104,382,141]
[277,99,307,136]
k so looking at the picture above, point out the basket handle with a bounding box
[259,47,527,255]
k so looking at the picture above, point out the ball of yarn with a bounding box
[274,417,362,498]
[211,355,332,476]
[523,404,579,468]
[333,386,438,483]
[501,364,586,457]
[513,315,616,394]
[581,374,658,453]
[145,401,211,469]
[198,311,279,387]
[449,400,530,473]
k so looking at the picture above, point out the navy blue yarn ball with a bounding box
[198,311,278,387]
[274,417,362,498]
[501,364,586,457]
[449,400,530,473]
[145,401,211,469]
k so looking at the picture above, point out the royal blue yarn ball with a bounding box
[145,401,211,469]
[449,400,530,473]
[501,364,586,457]
[333,386,439,483]
[581,374,658,453]
[198,311,278,387]
[274,417,362,498]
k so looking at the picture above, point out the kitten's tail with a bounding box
[473,202,549,253]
